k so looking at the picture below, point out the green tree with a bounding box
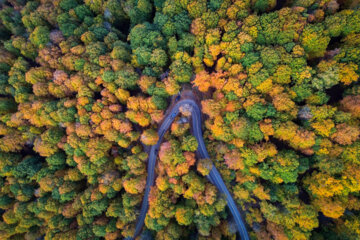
[300,24,331,59]
[175,206,193,225]
[30,26,50,48]
[181,135,198,152]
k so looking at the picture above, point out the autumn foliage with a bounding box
[0,0,359,239]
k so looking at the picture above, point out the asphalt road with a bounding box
[130,99,249,240]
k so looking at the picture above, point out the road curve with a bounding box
[130,99,249,240]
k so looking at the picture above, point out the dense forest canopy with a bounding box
[0,0,360,239]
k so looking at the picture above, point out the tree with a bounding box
[341,95,360,118]
[201,99,222,118]
[331,123,359,145]
[29,26,50,49]
[260,150,308,184]
[300,24,330,59]
[181,135,198,152]
[115,68,139,90]
[46,151,67,167]
[252,0,276,13]
[0,98,17,114]
[197,158,212,176]
[0,7,25,36]
[169,52,193,83]
[141,129,159,145]
[175,206,193,225]
[110,41,131,62]
[124,0,153,26]
[224,149,244,170]
[11,156,42,179]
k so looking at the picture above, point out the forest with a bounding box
[0,0,360,239]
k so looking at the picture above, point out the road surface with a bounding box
[130,99,249,240]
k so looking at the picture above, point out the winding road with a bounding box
[130,99,249,240]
